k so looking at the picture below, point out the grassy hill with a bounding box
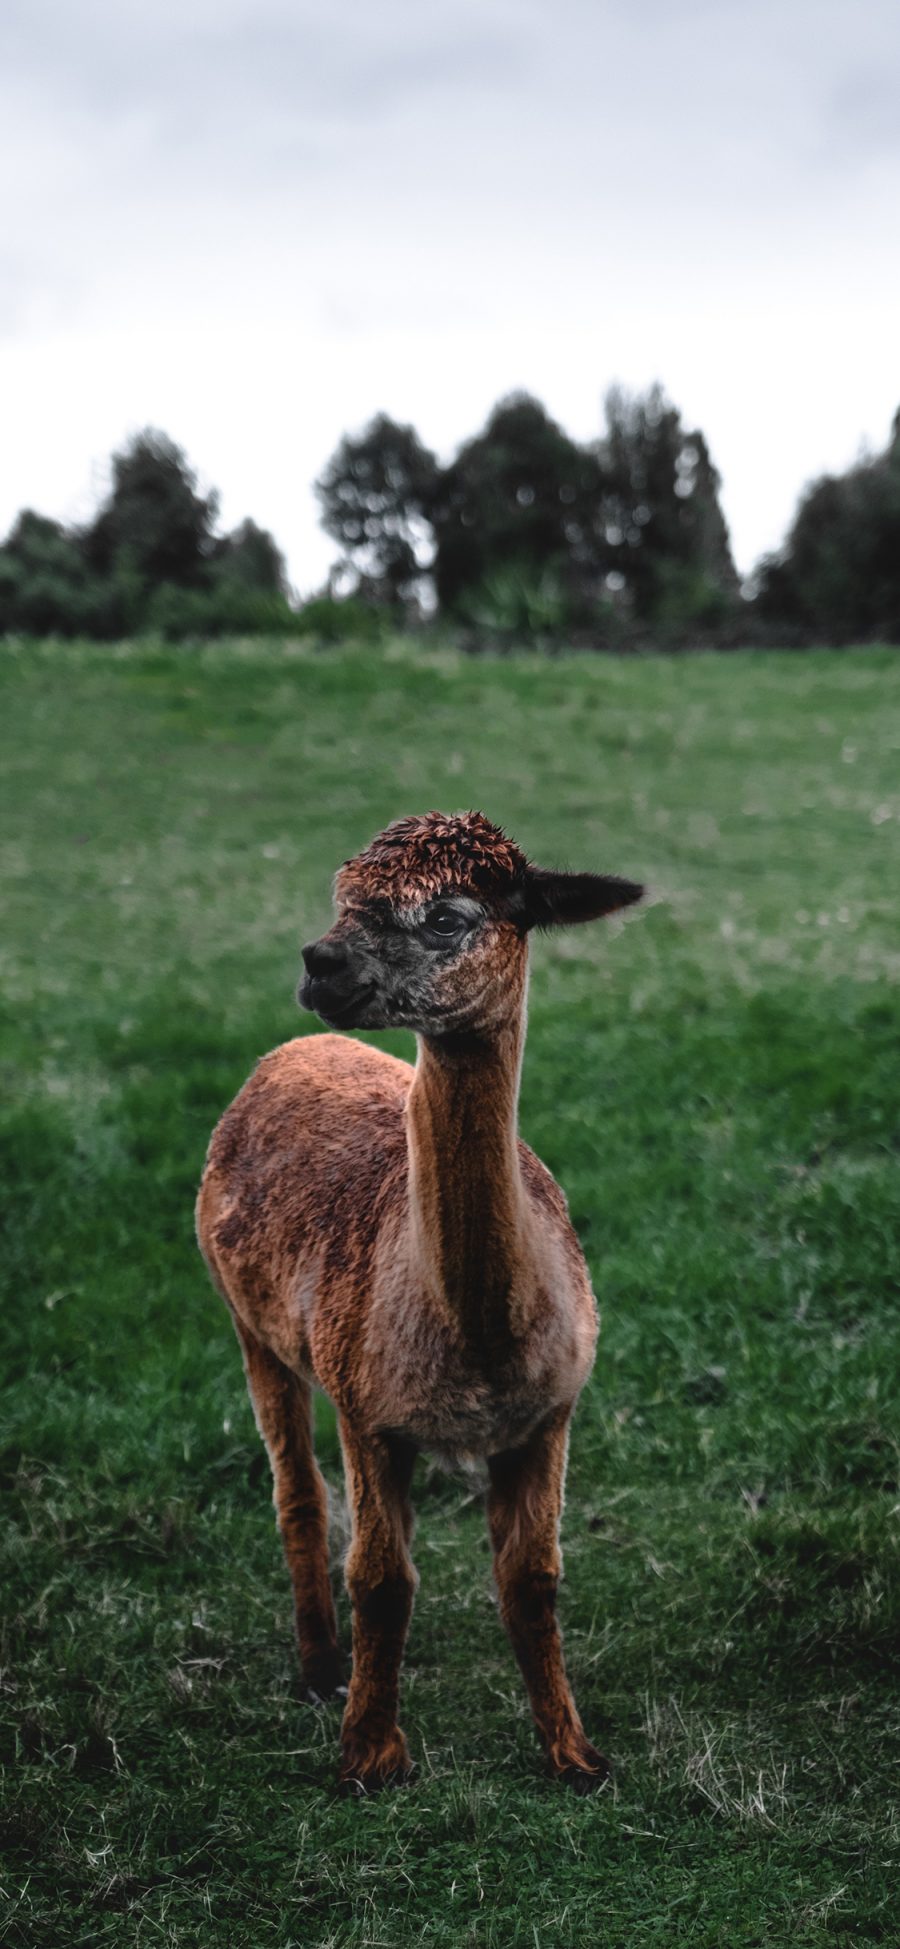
[1,636,899,1946]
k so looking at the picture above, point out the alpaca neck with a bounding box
[405,1006,530,1346]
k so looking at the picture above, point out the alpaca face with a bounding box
[299,888,529,1035]
[297,809,642,1036]
[298,810,529,1036]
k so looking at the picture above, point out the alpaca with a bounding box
[196,811,642,1793]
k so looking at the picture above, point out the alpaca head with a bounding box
[298,810,642,1036]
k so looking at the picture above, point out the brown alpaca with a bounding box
[196,811,642,1793]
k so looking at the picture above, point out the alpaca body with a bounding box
[196,810,641,1793]
[198,1033,597,1467]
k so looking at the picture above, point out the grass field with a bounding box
[1,636,899,1947]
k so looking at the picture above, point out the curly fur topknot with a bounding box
[335,810,528,909]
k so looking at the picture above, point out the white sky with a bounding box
[2,0,899,594]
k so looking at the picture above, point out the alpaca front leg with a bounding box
[487,1408,608,1791]
[234,1320,342,1702]
[338,1420,417,1794]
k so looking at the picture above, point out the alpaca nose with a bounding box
[301,937,349,980]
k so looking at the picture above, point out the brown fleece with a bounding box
[487,1410,608,1788]
[196,812,623,1792]
[335,808,527,909]
[232,1319,341,1699]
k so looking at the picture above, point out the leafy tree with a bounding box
[293,594,385,645]
[145,580,297,640]
[455,564,583,645]
[83,430,219,589]
[0,511,96,634]
[315,415,439,606]
[596,385,737,621]
[0,440,299,638]
[756,410,900,642]
[431,393,599,613]
[211,518,289,596]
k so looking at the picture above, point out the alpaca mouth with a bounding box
[305,980,377,1027]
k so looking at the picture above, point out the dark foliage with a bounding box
[430,393,600,616]
[4,395,899,649]
[315,413,440,607]
[83,430,219,588]
[596,384,738,625]
[316,386,741,643]
[0,432,299,639]
[755,411,900,643]
[212,518,289,599]
[0,510,98,635]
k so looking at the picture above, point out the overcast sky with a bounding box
[2,0,898,591]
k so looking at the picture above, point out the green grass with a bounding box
[1,635,899,1947]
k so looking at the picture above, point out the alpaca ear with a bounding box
[517,866,644,930]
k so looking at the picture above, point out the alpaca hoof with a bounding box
[300,1653,347,1705]
[553,1741,611,1794]
[338,1761,415,1798]
[558,1759,610,1794]
[304,1679,349,1707]
[338,1730,414,1796]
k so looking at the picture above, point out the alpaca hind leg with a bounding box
[338,1419,417,1793]
[487,1407,608,1791]
[234,1319,342,1701]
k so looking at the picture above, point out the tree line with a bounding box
[0,432,297,642]
[1,388,898,645]
[317,387,737,639]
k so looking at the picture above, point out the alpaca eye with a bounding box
[423,905,464,939]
